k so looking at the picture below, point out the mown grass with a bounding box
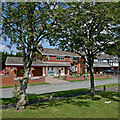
[2,91,119,118]
[1,82,119,105]
[0,82,49,88]
[68,77,112,82]
[1,88,89,105]
[95,83,119,89]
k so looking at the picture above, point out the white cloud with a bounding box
[0,44,9,52]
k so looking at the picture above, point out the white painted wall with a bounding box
[113,63,119,67]
[103,60,107,62]
[48,67,59,76]
[42,67,45,76]
[67,69,69,75]
[60,67,65,76]
[54,67,59,76]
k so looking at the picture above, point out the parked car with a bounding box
[102,69,118,75]
[48,71,54,76]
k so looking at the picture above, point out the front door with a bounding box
[17,67,24,77]
[33,67,42,76]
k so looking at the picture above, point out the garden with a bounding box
[1,83,119,119]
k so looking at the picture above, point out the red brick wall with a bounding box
[43,55,71,62]
[0,76,15,86]
[64,74,110,80]
[0,70,5,75]
[29,77,45,84]
[43,55,85,74]
[6,66,17,77]
[0,76,45,86]
[80,58,85,74]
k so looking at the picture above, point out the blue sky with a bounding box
[0,39,56,53]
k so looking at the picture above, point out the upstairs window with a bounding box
[70,57,76,61]
[46,55,49,60]
[56,56,65,60]
[103,59,107,62]
[10,67,14,70]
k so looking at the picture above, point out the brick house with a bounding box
[5,48,85,77]
[92,53,119,74]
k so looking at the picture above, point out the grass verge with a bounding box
[0,82,49,88]
[68,77,112,82]
[95,83,119,89]
[2,90,119,118]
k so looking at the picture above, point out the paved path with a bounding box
[1,77,118,98]
[45,76,69,83]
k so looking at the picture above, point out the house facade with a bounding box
[5,48,85,77]
[92,53,119,74]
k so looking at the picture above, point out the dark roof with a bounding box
[39,48,80,57]
[5,57,43,66]
[96,54,116,59]
[5,57,71,66]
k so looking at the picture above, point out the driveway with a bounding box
[1,77,118,98]
[45,76,69,83]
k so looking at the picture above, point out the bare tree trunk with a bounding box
[88,58,95,97]
[89,65,95,96]
[16,67,30,110]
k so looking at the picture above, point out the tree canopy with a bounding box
[2,2,57,110]
[47,2,119,95]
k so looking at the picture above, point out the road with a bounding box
[1,77,118,98]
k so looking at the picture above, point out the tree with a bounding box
[105,3,120,70]
[2,2,56,110]
[47,2,119,96]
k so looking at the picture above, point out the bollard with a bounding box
[49,93,53,100]
[103,85,106,91]
[15,82,17,93]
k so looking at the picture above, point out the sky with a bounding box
[0,39,56,53]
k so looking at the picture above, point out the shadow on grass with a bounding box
[26,90,120,110]
[96,91,120,102]
[27,97,90,109]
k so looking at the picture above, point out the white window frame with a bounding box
[56,56,65,61]
[70,57,76,61]
[46,55,49,60]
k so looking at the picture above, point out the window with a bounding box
[70,57,76,61]
[75,66,78,71]
[51,67,53,71]
[94,59,98,62]
[103,59,107,62]
[56,56,65,60]
[98,59,102,63]
[10,67,14,70]
[73,66,77,72]
[46,55,49,60]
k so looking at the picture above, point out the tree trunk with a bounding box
[88,59,95,97]
[16,67,30,110]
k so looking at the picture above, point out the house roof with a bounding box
[96,54,117,59]
[39,48,80,57]
[5,57,44,66]
[5,57,71,67]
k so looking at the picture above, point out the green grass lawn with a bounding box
[1,85,120,119]
[1,88,89,105]
[0,82,49,88]
[95,83,119,89]
[68,77,112,82]
[2,92,119,118]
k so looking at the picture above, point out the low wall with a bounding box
[0,76,15,86]
[0,76,45,86]
[64,74,110,80]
